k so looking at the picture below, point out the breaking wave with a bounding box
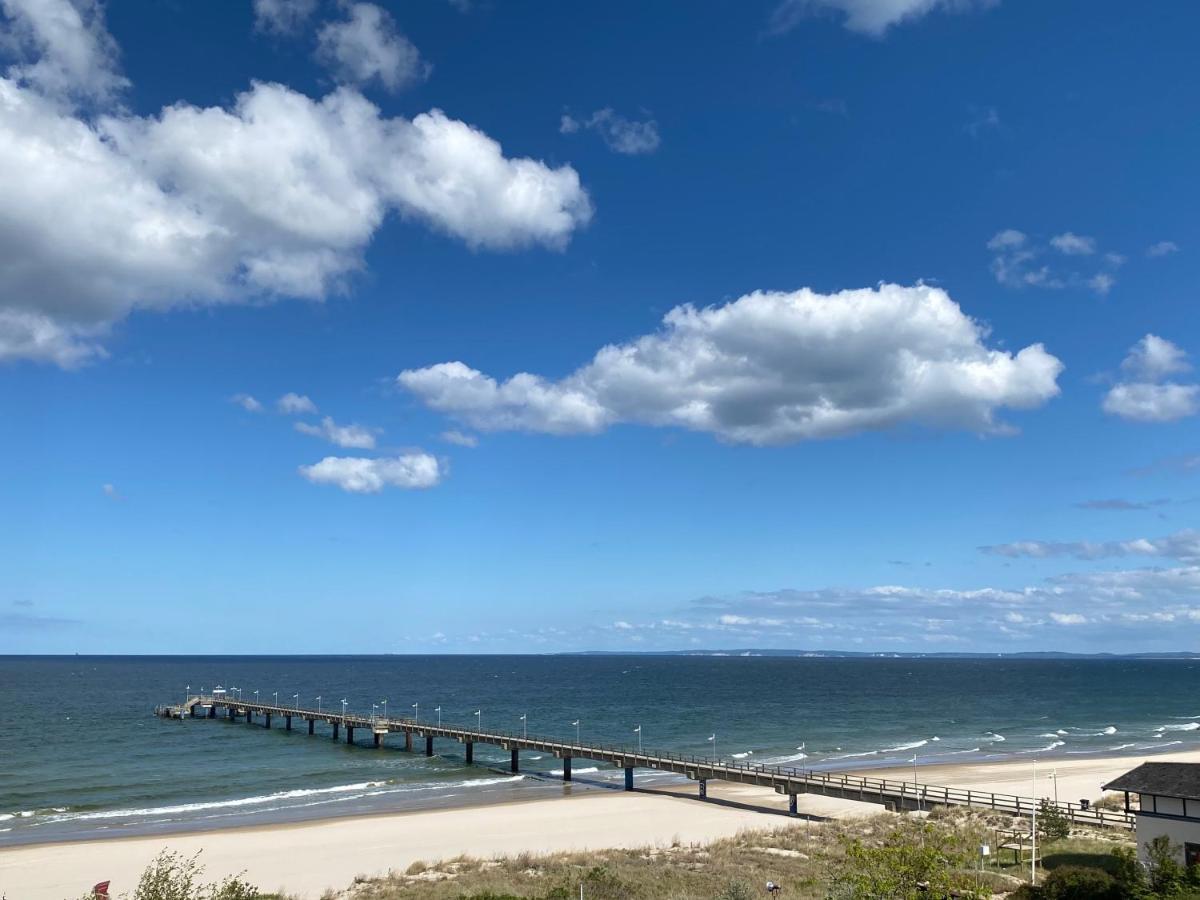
[1020,740,1065,754]
[23,776,527,825]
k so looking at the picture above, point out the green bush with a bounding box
[1038,800,1071,844]
[1146,834,1185,896]
[1036,865,1123,900]
[80,850,260,900]
[830,820,980,899]
[714,882,753,900]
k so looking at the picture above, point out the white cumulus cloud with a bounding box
[988,228,1119,295]
[230,393,264,413]
[295,415,378,449]
[768,0,999,37]
[315,3,428,93]
[299,453,442,492]
[1049,612,1087,626]
[981,529,1200,563]
[1103,335,1199,423]
[1049,231,1095,255]
[561,108,660,155]
[398,283,1062,445]
[440,429,479,447]
[277,392,318,415]
[0,7,591,367]
[1147,240,1179,258]
[252,0,317,35]
[1,0,127,102]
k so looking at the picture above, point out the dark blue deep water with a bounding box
[2,655,1198,845]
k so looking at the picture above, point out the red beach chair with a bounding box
[93,881,111,898]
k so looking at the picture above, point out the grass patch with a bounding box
[339,807,1130,899]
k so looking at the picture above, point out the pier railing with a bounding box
[160,694,1134,831]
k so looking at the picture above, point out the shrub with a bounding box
[1146,834,1185,895]
[1093,793,1132,812]
[715,882,753,900]
[1037,800,1071,843]
[1110,845,1145,896]
[116,851,259,900]
[830,820,978,899]
[1037,865,1123,900]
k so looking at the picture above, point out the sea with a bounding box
[2,655,1198,847]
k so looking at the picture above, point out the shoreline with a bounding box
[6,742,1189,850]
[3,746,1186,898]
[0,789,782,900]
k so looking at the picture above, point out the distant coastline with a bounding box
[567,649,1200,659]
[2,649,1198,658]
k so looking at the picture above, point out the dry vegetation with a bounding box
[330,807,1130,900]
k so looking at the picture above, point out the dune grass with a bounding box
[340,807,1124,899]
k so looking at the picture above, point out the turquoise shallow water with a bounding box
[2,654,1198,845]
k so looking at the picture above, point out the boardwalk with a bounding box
[159,693,1133,830]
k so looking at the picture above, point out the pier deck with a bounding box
[157,694,1133,831]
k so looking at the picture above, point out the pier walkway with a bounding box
[158,694,1133,831]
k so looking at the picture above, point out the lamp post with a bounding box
[372,703,378,722]
[272,691,278,707]
[1050,769,1058,804]
[634,725,642,753]
[520,714,527,738]
[341,698,347,716]
[912,754,922,812]
[475,709,481,731]
[253,689,259,704]
[412,702,419,722]
[185,684,190,704]
[293,693,299,711]
[435,706,442,726]
[572,720,580,744]
[316,696,322,714]
[1032,759,1039,885]
[708,734,717,759]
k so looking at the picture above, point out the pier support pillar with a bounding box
[285,716,292,731]
[698,779,707,800]
[190,705,198,718]
[624,767,634,791]
[405,732,413,752]
[308,719,314,735]
[465,742,473,764]
[511,749,519,773]
[264,713,271,729]
[246,711,253,725]
[332,722,339,740]
[346,726,354,745]
[208,705,216,719]
[425,735,434,756]
[788,794,798,817]
[227,707,234,720]
[373,732,381,748]
[563,757,572,781]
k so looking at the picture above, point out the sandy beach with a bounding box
[0,790,780,900]
[5,749,1193,899]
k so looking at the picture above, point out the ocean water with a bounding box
[2,655,1198,846]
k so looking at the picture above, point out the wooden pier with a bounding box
[158,693,1133,830]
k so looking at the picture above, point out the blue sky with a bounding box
[2,0,1198,654]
